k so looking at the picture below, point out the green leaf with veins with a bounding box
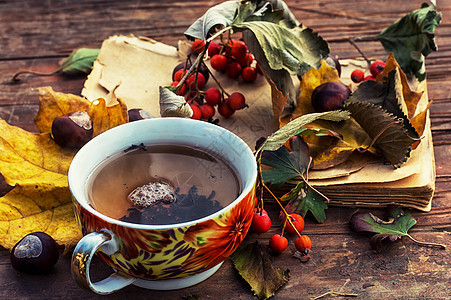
[350,206,416,252]
[231,241,289,300]
[235,21,329,75]
[60,48,100,75]
[281,181,328,223]
[261,136,310,189]
[377,3,442,81]
[259,110,350,152]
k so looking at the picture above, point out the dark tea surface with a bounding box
[87,144,241,225]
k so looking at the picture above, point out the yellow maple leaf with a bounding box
[292,60,341,120]
[0,88,128,249]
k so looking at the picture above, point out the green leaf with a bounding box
[261,136,310,189]
[230,241,290,300]
[259,110,351,152]
[281,182,328,223]
[235,21,328,76]
[377,3,442,80]
[59,48,100,75]
[350,206,417,251]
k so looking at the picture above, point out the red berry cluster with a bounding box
[208,39,260,83]
[170,37,260,121]
[350,60,386,83]
[250,207,312,255]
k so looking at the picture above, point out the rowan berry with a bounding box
[186,73,206,90]
[241,66,258,83]
[364,75,376,81]
[225,61,242,79]
[230,40,248,60]
[295,235,311,253]
[192,39,206,55]
[204,88,222,106]
[236,52,254,67]
[189,104,201,120]
[218,102,235,118]
[251,209,271,234]
[208,41,221,57]
[369,60,385,77]
[350,69,365,83]
[210,54,228,72]
[284,213,305,235]
[199,103,215,120]
[227,92,246,110]
[269,234,288,253]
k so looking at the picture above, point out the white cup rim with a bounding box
[68,117,257,230]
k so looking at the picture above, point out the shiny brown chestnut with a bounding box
[128,108,153,122]
[51,111,93,149]
[10,232,59,273]
[311,81,351,112]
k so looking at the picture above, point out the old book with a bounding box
[82,35,435,212]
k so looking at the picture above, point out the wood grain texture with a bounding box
[0,0,449,299]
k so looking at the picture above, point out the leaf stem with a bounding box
[12,68,62,82]
[357,120,401,153]
[406,234,447,249]
[263,184,303,237]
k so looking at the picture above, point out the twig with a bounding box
[310,291,358,300]
[348,38,371,68]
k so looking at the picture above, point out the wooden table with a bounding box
[1,1,450,299]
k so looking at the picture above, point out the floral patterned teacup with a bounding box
[69,117,257,294]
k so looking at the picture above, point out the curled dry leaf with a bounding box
[159,86,193,118]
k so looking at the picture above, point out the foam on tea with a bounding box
[86,144,241,225]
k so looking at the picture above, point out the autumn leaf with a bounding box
[292,60,341,120]
[159,86,193,118]
[343,102,417,168]
[0,88,128,249]
[0,186,81,249]
[230,241,290,300]
[376,53,423,119]
[281,181,328,223]
[0,120,78,249]
[35,86,128,137]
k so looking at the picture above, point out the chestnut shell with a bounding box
[311,81,351,112]
[51,111,93,149]
[128,108,153,122]
[10,232,59,273]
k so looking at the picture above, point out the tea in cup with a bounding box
[69,117,257,294]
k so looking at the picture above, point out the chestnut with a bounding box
[10,232,59,273]
[51,111,93,149]
[128,108,153,122]
[311,81,351,112]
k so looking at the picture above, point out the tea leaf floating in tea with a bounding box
[121,186,224,225]
[127,181,176,207]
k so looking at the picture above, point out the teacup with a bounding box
[68,117,257,294]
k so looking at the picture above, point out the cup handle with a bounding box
[71,229,136,295]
